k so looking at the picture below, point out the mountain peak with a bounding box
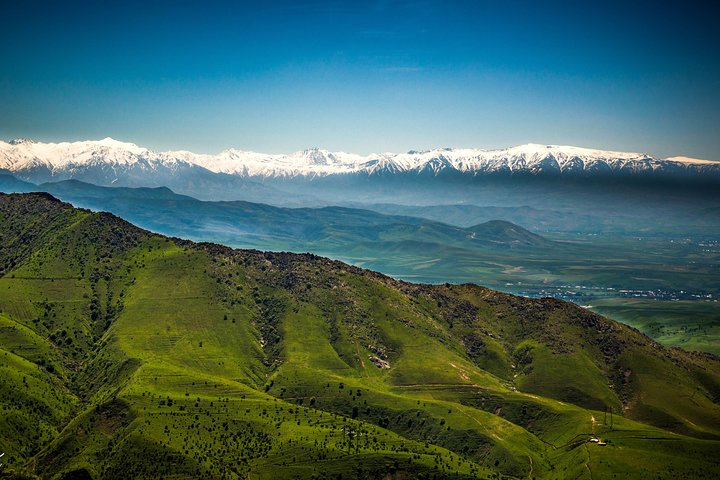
[665,155,720,165]
[95,136,144,151]
[9,138,35,145]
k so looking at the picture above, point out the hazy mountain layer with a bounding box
[2,138,719,206]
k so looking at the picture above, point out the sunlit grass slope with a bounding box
[0,192,719,479]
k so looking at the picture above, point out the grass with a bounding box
[10,180,719,357]
[590,298,720,355]
[0,193,719,479]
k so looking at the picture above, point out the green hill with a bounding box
[0,192,719,479]
[466,220,550,248]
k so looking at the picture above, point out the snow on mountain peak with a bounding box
[95,137,144,152]
[0,137,155,175]
[9,138,35,145]
[1,138,718,181]
[665,155,720,165]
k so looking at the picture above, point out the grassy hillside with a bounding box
[2,177,717,356]
[0,192,719,479]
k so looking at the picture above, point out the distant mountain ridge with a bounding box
[2,138,719,186]
[0,176,551,254]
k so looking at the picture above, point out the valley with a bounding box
[2,176,717,356]
[0,192,719,479]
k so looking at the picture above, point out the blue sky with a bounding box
[1,0,718,158]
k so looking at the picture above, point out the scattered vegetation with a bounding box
[0,192,718,479]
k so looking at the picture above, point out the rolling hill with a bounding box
[2,177,718,356]
[0,177,554,254]
[0,192,719,479]
[350,202,720,237]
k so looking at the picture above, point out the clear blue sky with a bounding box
[1,0,718,158]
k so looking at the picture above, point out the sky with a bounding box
[1,0,719,158]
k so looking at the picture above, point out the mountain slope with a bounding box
[0,173,35,193]
[0,192,719,479]
[4,178,719,357]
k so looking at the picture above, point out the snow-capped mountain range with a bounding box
[1,137,718,185]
